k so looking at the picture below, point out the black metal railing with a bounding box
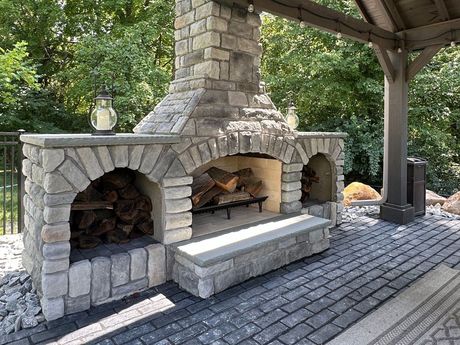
[0,131,24,235]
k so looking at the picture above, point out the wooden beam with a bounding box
[218,0,399,51]
[381,0,406,30]
[402,18,460,50]
[406,44,443,81]
[434,0,450,21]
[374,47,395,82]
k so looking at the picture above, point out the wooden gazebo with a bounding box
[221,0,459,224]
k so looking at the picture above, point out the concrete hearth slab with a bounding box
[20,133,180,147]
[192,207,280,238]
[173,214,331,266]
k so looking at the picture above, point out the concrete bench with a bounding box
[170,214,331,298]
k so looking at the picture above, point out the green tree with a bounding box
[0,0,174,133]
[0,42,60,132]
[0,42,39,105]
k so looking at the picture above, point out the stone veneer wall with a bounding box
[173,225,331,298]
[20,131,345,320]
[134,0,292,137]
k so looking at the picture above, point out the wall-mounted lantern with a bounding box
[90,88,117,135]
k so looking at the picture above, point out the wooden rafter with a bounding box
[406,44,443,81]
[434,0,450,21]
[354,0,373,24]
[372,0,398,31]
[381,0,406,30]
[218,0,399,50]
[402,18,460,50]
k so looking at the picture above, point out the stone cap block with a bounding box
[20,134,181,148]
[170,214,331,266]
[296,132,348,139]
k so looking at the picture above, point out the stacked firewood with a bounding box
[301,166,320,203]
[191,167,263,208]
[70,169,153,249]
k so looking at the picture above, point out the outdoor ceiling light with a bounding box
[90,87,117,135]
[248,1,254,13]
[286,101,299,130]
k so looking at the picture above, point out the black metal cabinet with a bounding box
[407,157,427,216]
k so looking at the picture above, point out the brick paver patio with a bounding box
[2,215,460,345]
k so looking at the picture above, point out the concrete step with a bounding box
[169,214,331,298]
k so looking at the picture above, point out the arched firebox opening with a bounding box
[190,154,283,237]
[69,168,162,261]
[302,153,336,206]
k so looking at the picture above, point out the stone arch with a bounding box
[177,132,298,175]
[295,136,345,204]
[42,144,169,245]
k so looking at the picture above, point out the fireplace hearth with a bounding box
[19,0,346,321]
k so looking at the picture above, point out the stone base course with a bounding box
[171,214,331,298]
[63,241,166,316]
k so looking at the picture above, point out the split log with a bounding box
[134,195,152,212]
[214,191,251,204]
[102,169,135,190]
[137,219,154,235]
[206,167,239,193]
[195,186,225,208]
[94,209,116,222]
[91,217,117,236]
[191,173,215,205]
[74,185,103,202]
[103,190,119,203]
[71,201,113,211]
[74,211,97,229]
[243,178,263,197]
[234,168,254,188]
[118,184,140,200]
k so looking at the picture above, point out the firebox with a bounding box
[19,0,346,321]
[190,154,282,237]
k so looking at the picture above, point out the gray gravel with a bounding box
[0,234,44,335]
[343,204,460,223]
[0,271,44,335]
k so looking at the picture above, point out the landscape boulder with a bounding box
[343,182,381,207]
[426,190,446,206]
[442,191,460,216]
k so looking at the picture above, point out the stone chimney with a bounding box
[134,0,292,137]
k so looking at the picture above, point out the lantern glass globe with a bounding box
[90,90,117,134]
[286,104,299,130]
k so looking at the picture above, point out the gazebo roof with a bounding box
[221,0,460,51]
[358,0,459,31]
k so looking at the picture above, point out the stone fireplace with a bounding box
[20,0,346,321]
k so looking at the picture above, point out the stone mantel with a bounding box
[20,133,181,148]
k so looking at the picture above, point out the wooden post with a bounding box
[380,50,415,224]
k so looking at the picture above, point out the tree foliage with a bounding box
[0,0,174,133]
